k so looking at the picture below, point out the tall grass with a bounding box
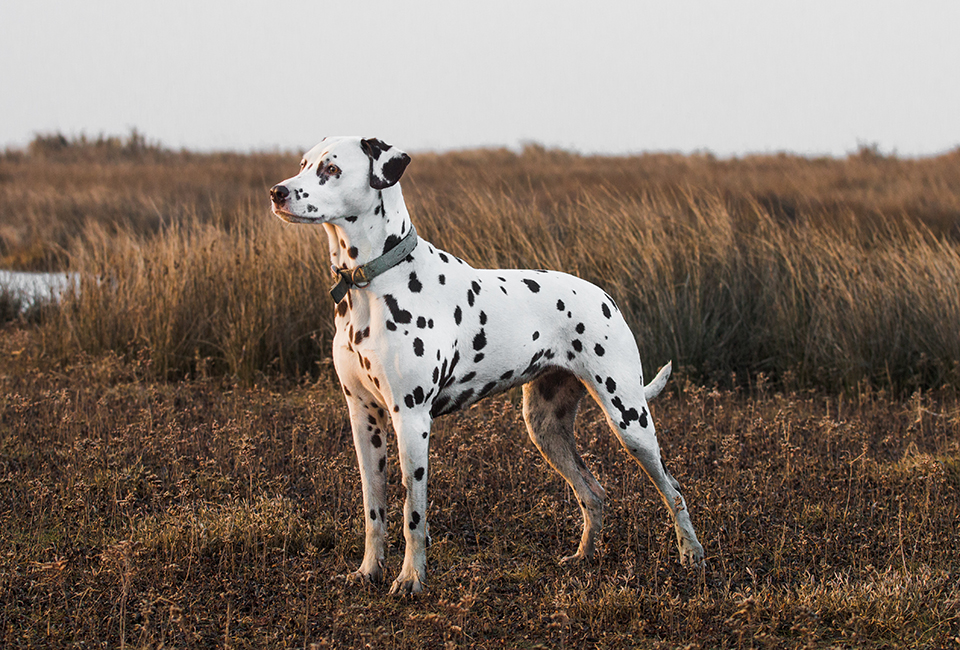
[4,140,959,390]
[47,214,334,382]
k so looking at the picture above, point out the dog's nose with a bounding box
[270,184,290,204]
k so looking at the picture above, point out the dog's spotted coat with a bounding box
[270,136,704,594]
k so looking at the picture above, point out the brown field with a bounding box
[1,134,959,647]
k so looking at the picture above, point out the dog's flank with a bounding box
[270,136,703,594]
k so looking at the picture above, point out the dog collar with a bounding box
[330,225,419,304]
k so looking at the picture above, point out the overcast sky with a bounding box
[2,1,958,157]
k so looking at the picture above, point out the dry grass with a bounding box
[5,139,958,391]
[1,342,958,648]
[2,137,960,647]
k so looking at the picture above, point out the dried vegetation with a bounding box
[1,135,959,647]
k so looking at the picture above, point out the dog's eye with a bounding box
[299,160,307,171]
[327,164,341,176]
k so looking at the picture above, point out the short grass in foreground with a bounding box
[2,344,958,648]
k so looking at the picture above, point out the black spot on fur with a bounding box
[532,331,540,341]
[337,300,349,317]
[378,457,386,472]
[417,316,427,328]
[383,234,401,254]
[454,306,462,325]
[639,407,649,428]
[380,154,410,189]
[409,511,420,529]
[371,433,382,448]
[473,353,485,363]
[354,327,370,346]
[594,343,605,356]
[348,246,359,259]
[557,299,565,311]
[572,339,583,352]
[459,371,476,383]
[450,388,475,412]
[467,289,475,307]
[611,395,640,430]
[413,386,425,404]
[413,338,425,357]
[414,467,425,481]
[383,294,412,324]
[430,396,450,417]
[479,381,497,398]
[408,272,422,293]
[576,322,585,334]
[404,394,415,408]
[370,509,377,520]
[473,329,487,351]
[602,302,612,319]
[368,414,377,426]
[436,351,460,393]
[500,370,514,380]
[439,252,449,263]
[522,279,541,293]
[479,311,487,325]
[605,377,617,393]
[386,321,397,331]
[438,274,446,285]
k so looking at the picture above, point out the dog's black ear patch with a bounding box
[360,137,389,160]
[361,138,411,189]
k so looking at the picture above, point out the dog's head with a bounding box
[270,136,411,224]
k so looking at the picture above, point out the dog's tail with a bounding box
[643,361,672,401]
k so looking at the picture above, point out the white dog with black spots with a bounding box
[270,136,704,594]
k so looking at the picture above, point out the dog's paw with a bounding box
[679,538,705,567]
[342,560,383,586]
[559,548,594,565]
[388,569,425,595]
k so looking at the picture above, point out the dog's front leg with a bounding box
[388,410,432,595]
[344,395,390,585]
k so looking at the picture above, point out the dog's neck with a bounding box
[322,185,414,273]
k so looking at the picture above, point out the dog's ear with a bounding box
[360,138,411,190]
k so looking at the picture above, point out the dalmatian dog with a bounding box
[270,136,704,594]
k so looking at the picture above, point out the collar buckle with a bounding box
[329,225,418,303]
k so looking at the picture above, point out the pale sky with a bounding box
[2,1,958,157]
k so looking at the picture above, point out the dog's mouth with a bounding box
[271,205,320,224]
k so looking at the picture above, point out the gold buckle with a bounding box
[349,266,371,288]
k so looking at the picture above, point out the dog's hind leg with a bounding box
[522,369,606,563]
[586,375,704,566]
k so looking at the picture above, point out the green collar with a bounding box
[330,225,419,304]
